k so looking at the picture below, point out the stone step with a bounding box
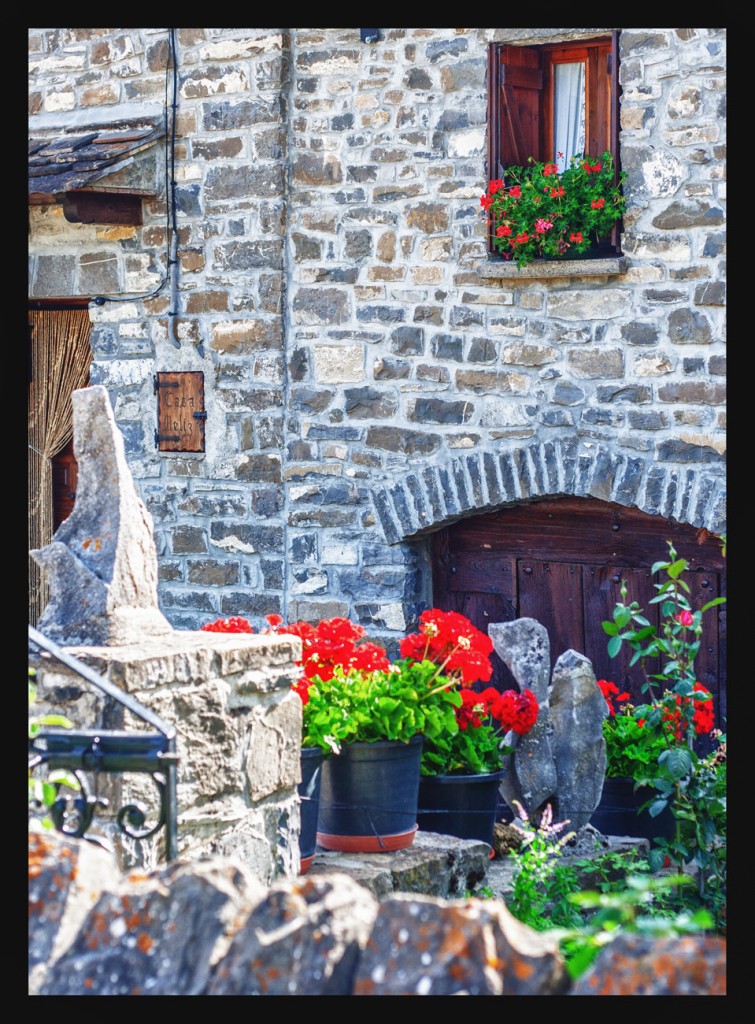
[308,827,650,903]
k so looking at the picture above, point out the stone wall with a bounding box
[30,630,303,881]
[28,28,726,646]
[29,828,727,995]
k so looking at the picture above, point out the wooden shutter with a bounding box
[497,45,544,168]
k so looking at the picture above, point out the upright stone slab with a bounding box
[489,618,557,820]
[549,649,608,830]
[31,384,172,646]
[489,619,608,829]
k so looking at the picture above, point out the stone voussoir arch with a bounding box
[370,438,726,545]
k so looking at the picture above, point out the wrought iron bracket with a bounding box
[28,626,179,862]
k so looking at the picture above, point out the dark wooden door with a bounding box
[431,496,726,729]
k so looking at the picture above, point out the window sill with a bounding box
[476,255,628,280]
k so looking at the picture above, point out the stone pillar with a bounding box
[31,630,303,885]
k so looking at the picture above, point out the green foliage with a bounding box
[484,151,626,268]
[420,722,507,776]
[560,874,714,980]
[28,668,80,830]
[501,802,716,981]
[601,541,727,928]
[505,803,582,931]
[602,712,668,780]
[302,659,462,754]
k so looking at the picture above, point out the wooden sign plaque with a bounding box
[155,371,206,452]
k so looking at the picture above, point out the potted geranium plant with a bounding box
[480,150,625,269]
[200,611,464,857]
[401,608,539,848]
[591,679,676,840]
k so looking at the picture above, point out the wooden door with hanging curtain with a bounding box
[28,305,92,625]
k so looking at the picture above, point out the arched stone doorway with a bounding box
[431,495,726,729]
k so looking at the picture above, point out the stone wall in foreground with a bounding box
[29,829,727,996]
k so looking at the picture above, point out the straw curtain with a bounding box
[28,307,92,624]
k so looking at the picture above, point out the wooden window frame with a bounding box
[487,32,621,256]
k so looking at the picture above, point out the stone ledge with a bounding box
[309,828,651,902]
[308,831,491,899]
[473,256,628,280]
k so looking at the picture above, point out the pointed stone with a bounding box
[489,618,557,820]
[549,650,608,831]
[31,385,172,646]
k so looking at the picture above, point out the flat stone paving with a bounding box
[308,827,650,902]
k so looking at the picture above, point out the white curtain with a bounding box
[554,62,585,171]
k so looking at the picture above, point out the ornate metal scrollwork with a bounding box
[28,627,179,862]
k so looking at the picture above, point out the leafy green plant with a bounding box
[420,685,538,777]
[597,681,668,780]
[601,541,726,928]
[481,151,625,268]
[505,802,583,930]
[303,659,462,754]
[560,874,714,980]
[28,668,80,829]
[500,800,716,980]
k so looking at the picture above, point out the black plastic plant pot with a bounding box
[590,776,675,840]
[417,769,505,846]
[298,746,325,874]
[316,735,423,852]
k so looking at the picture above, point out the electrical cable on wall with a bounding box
[91,28,180,347]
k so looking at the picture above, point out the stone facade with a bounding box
[28,28,726,646]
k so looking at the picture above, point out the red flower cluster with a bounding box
[597,678,631,717]
[543,162,559,176]
[493,688,540,735]
[399,608,494,686]
[455,686,539,736]
[263,615,389,705]
[488,178,504,195]
[584,160,602,173]
[201,616,254,634]
[202,614,389,706]
[550,186,565,198]
[662,682,715,739]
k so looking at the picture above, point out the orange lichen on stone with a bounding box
[126,913,142,930]
[513,959,534,979]
[136,932,153,954]
[84,978,94,989]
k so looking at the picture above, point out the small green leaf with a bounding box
[651,560,669,575]
[602,620,618,636]
[666,558,688,579]
[700,597,726,613]
[607,635,623,659]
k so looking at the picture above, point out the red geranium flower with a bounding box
[591,198,605,209]
[509,185,522,199]
[488,179,504,194]
[570,232,583,243]
[543,163,559,176]
[597,679,631,716]
[550,186,565,198]
[496,224,513,237]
